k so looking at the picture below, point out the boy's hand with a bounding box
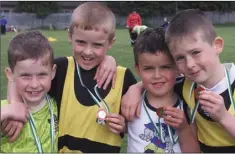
[5,103,29,122]
[1,120,24,142]
[163,106,188,132]
[198,90,227,122]
[106,113,125,135]
[94,55,116,90]
[121,83,143,121]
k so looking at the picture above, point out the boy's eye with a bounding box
[38,73,48,76]
[76,40,85,45]
[93,43,103,48]
[21,74,30,77]
[192,51,200,55]
[161,65,172,69]
[175,56,185,62]
[144,67,154,70]
[20,74,31,79]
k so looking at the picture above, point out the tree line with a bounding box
[14,1,235,19]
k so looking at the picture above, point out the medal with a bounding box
[75,62,110,125]
[190,85,206,123]
[189,65,235,123]
[96,109,107,125]
[194,86,206,99]
[97,109,107,120]
[142,90,182,144]
[156,107,165,118]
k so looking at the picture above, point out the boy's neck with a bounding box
[146,90,178,108]
[28,97,47,113]
[201,63,225,89]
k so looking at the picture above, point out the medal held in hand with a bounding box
[96,109,107,125]
[76,63,110,126]
[156,107,165,118]
[194,86,206,99]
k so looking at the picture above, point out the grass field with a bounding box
[1,26,235,152]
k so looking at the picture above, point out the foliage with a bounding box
[14,2,61,18]
[106,1,235,17]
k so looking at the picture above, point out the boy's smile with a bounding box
[136,52,177,97]
[169,32,224,88]
[69,27,114,70]
[7,58,56,107]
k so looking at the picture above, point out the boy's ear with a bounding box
[108,37,116,50]
[5,67,14,82]
[213,36,224,55]
[51,64,57,80]
[67,29,72,44]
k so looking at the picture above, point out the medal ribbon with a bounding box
[189,66,235,123]
[142,90,182,144]
[22,94,55,153]
[224,66,235,113]
[76,63,110,113]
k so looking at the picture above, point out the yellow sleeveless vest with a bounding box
[59,57,126,152]
[182,79,235,146]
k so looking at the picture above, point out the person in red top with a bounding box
[126,11,142,46]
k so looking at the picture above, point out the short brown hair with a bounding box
[69,2,116,41]
[8,30,54,70]
[134,28,173,65]
[165,9,216,48]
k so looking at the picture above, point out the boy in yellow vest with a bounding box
[121,9,235,152]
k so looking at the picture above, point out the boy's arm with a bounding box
[7,80,22,104]
[178,123,200,152]
[121,81,143,121]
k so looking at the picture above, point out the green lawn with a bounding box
[1,27,235,152]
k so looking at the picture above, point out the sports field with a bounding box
[1,26,235,152]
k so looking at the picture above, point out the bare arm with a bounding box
[178,123,200,152]
[3,81,25,142]
[7,81,22,103]
[121,81,143,121]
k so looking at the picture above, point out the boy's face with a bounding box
[135,52,177,97]
[6,58,56,106]
[168,32,223,85]
[68,27,115,70]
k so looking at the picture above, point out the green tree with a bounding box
[15,1,60,18]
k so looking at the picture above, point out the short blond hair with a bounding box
[69,2,116,40]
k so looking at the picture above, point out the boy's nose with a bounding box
[153,69,161,79]
[29,77,39,88]
[83,46,93,55]
[186,57,196,69]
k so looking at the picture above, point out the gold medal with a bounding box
[156,107,165,118]
[194,86,206,99]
